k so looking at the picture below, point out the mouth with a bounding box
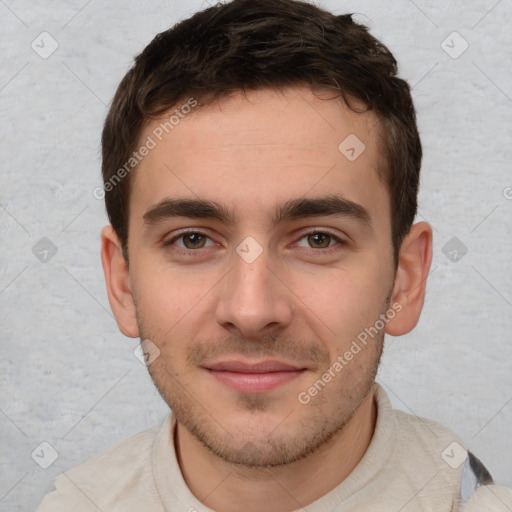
[202,359,308,393]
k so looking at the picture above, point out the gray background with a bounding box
[1,0,511,510]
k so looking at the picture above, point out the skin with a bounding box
[101,85,432,512]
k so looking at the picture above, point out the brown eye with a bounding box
[162,230,217,253]
[182,233,207,249]
[307,233,332,248]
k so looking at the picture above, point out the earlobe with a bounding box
[100,226,140,338]
[386,222,433,336]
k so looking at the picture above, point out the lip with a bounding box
[203,359,307,393]
[205,359,303,373]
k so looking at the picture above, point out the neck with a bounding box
[175,389,377,512]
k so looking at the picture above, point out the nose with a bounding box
[215,244,293,340]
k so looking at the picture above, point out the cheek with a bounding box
[133,264,213,337]
[291,264,391,346]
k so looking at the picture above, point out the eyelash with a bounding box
[295,230,347,255]
[161,229,215,256]
[162,229,347,256]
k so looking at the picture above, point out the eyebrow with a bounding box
[143,195,371,228]
[143,198,234,225]
[273,195,371,226]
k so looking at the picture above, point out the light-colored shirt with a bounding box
[37,384,512,511]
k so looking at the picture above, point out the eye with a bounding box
[163,231,215,250]
[296,231,342,250]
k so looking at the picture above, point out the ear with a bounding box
[100,225,140,338]
[386,222,433,336]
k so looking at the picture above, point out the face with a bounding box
[126,86,397,467]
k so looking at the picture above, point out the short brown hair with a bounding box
[101,0,421,265]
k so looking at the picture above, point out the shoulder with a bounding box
[36,417,170,512]
[376,386,509,508]
[393,403,469,485]
[375,384,467,467]
[393,405,466,457]
[373,384,468,505]
[461,485,512,511]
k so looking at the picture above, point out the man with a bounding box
[37,0,511,510]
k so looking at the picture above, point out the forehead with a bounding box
[130,86,388,224]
